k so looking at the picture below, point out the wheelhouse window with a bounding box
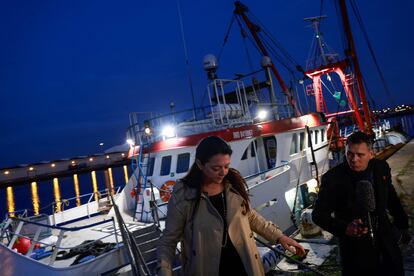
[160,156,172,176]
[290,133,298,155]
[176,153,190,173]
[321,129,325,142]
[315,130,319,144]
[241,147,248,160]
[299,132,305,151]
[250,141,257,157]
[147,157,155,176]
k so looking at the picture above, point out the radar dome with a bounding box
[203,54,218,71]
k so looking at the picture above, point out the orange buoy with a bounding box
[160,180,176,202]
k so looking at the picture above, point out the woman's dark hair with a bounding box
[182,136,250,209]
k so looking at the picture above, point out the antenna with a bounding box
[304,15,339,70]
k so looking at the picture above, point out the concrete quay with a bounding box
[387,139,414,275]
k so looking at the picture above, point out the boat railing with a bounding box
[206,78,253,126]
[127,105,216,145]
[51,186,123,225]
[244,163,290,183]
[1,215,119,266]
[127,78,255,146]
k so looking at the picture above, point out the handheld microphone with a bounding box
[355,180,376,243]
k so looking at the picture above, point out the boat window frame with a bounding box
[176,153,190,174]
[290,133,298,155]
[241,147,248,160]
[160,155,172,176]
[147,156,156,176]
[299,132,306,151]
[250,141,257,157]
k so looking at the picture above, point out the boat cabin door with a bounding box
[263,136,277,169]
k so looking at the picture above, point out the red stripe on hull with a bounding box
[128,113,325,157]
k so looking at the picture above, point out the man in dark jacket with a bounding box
[312,131,409,275]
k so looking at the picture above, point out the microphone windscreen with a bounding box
[355,180,376,212]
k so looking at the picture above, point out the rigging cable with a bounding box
[292,77,304,115]
[319,0,325,19]
[333,0,349,61]
[349,0,395,105]
[176,0,197,120]
[217,15,236,62]
[234,16,263,61]
[301,81,311,113]
[249,11,303,70]
[240,27,255,72]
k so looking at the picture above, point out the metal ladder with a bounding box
[132,141,152,222]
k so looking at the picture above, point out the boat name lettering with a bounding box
[233,129,253,139]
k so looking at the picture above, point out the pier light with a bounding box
[89,158,94,162]
[126,139,135,146]
[51,163,56,168]
[4,170,10,175]
[106,155,110,159]
[29,167,34,171]
[121,153,126,157]
[256,110,268,121]
[161,125,176,138]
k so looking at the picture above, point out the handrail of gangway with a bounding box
[109,193,151,276]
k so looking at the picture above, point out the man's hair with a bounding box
[346,131,373,149]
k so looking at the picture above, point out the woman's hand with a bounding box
[277,235,306,257]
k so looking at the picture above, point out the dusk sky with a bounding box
[1,0,413,168]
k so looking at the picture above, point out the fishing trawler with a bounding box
[0,0,400,275]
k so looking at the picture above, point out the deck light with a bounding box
[106,155,110,159]
[4,171,10,175]
[71,161,76,164]
[144,120,152,135]
[29,167,34,171]
[162,125,176,138]
[257,110,268,121]
[126,139,135,146]
[89,158,94,162]
[51,163,56,168]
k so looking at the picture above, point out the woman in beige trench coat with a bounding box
[157,136,305,276]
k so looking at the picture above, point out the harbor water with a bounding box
[0,165,130,219]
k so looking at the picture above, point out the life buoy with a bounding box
[160,180,176,202]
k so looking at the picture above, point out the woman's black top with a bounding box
[209,192,248,276]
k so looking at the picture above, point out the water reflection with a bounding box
[123,165,129,184]
[31,182,40,215]
[3,165,129,216]
[6,186,15,217]
[91,171,99,201]
[53,178,62,212]
[73,174,81,206]
[108,168,114,193]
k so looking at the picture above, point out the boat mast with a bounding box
[338,0,373,134]
[234,1,301,117]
